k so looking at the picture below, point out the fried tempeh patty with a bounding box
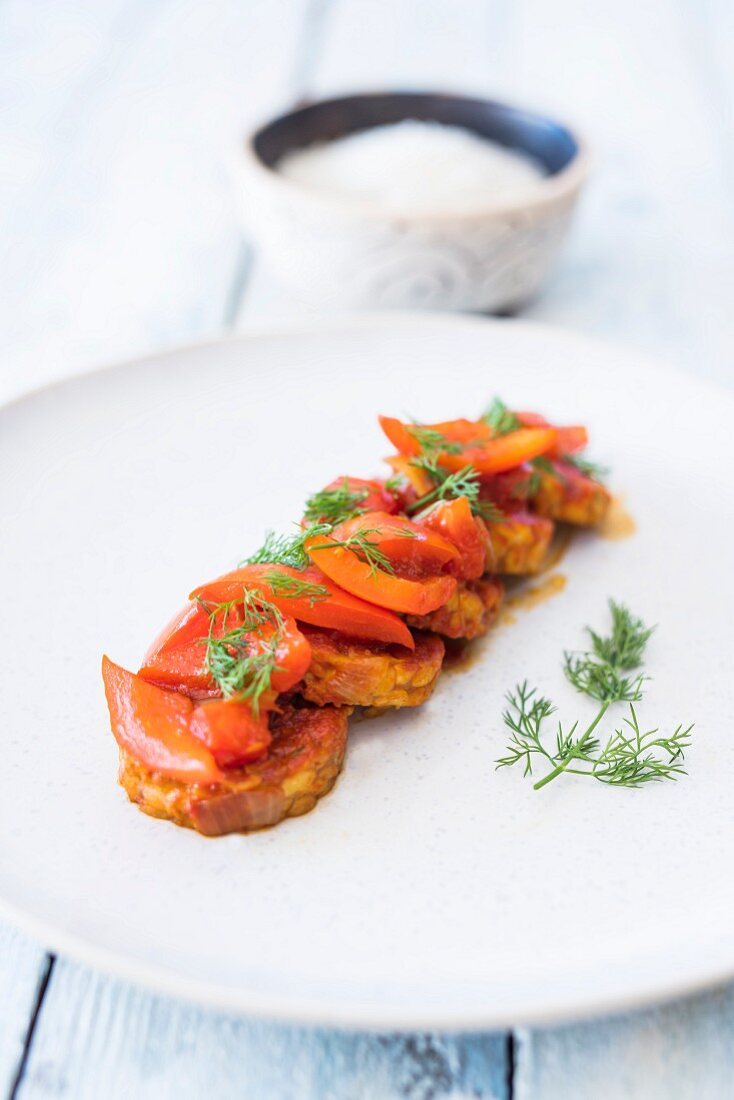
[486,511,554,574]
[406,576,504,640]
[531,464,611,526]
[299,629,445,709]
[118,702,349,837]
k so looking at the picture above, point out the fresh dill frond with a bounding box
[564,600,654,703]
[407,423,463,455]
[203,591,284,713]
[406,457,505,523]
[302,479,370,525]
[474,497,506,523]
[307,524,417,578]
[262,570,329,606]
[530,455,557,478]
[383,474,403,492]
[496,601,693,790]
[242,524,332,571]
[521,455,558,497]
[307,528,393,577]
[563,452,610,482]
[591,706,691,787]
[482,397,521,436]
[207,632,282,713]
[496,682,559,777]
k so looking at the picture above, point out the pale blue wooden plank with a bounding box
[0,0,309,399]
[16,959,508,1100]
[0,927,49,1097]
[516,984,734,1100]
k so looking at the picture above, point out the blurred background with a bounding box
[1,0,732,405]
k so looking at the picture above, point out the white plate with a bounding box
[2,314,733,1030]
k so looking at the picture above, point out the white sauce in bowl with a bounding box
[276,120,546,214]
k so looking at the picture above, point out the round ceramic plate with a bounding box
[2,315,733,1029]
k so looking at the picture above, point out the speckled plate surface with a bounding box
[2,315,733,1029]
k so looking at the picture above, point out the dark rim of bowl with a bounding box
[251,91,582,178]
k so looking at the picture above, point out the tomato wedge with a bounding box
[191,564,414,649]
[414,497,491,580]
[439,429,558,475]
[190,698,271,769]
[379,415,490,456]
[305,535,456,614]
[329,511,459,571]
[379,414,556,475]
[102,656,223,783]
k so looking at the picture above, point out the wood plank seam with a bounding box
[505,1031,516,1099]
[7,955,55,1100]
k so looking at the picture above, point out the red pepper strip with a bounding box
[191,564,414,649]
[139,604,310,698]
[515,412,588,456]
[189,698,272,770]
[438,428,558,475]
[102,656,223,783]
[330,510,460,570]
[140,601,239,696]
[414,497,491,580]
[379,415,490,456]
[385,455,435,498]
[305,535,457,615]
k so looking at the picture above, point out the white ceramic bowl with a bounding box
[239,92,589,313]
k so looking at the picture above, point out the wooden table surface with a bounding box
[1,1,732,1096]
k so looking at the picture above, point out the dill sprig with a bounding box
[563,452,609,482]
[303,480,370,525]
[482,397,521,436]
[564,601,653,703]
[242,524,332,571]
[408,423,463,455]
[307,526,415,577]
[522,455,558,497]
[496,601,693,789]
[261,570,329,606]
[406,456,504,523]
[203,592,285,713]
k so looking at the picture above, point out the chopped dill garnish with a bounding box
[307,525,416,578]
[406,456,504,523]
[407,423,463,455]
[242,524,332,571]
[496,601,693,789]
[303,479,370,525]
[203,591,285,713]
[482,397,521,436]
[563,452,609,482]
[524,454,559,496]
[261,570,329,606]
[383,474,403,492]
